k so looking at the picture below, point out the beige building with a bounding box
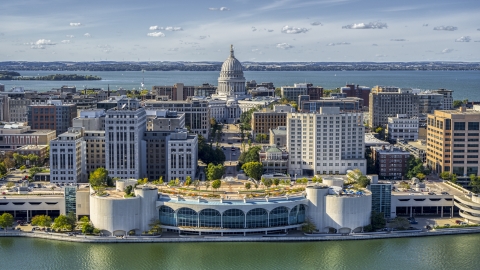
[84,131,105,176]
[251,108,288,137]
[15,145,49,165]
[270,126,287,147]
[426,106,480,178]
[0,123,56,152]
[369,89,419,128]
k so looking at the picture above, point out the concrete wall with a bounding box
[90,195,141,236]
[306,186,329,232]
[76,190,90,217]
[135,187,159,232]
[324,194,371,231]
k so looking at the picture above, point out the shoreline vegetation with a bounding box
[0,71,101,81]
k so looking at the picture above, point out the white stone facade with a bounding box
[166,131,198,181]
[386,114,419,142]
[50,128,86,184]
[287,108,366,176]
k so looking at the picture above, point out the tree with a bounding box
[254,183,259,190]
[52,215,73,231]
[211,179,221,194]
[238,146,261,166]
[371,211,386,231]
[242,161,263,181]
[205,180,210,191]
[416,173,426,181]
[0,162,7,177]
[31,215,52,228]
[391,217,410,230]
[262,178,273,189]
[124,185,133,196]
[469,174,480,193]
[193,180,200,190]
[206,163,225,181]
[158,176,164,185]
[3,157,15,170]
[451,174,458,184]
[244,182,251,194]
[29,167,42,179]
[79,216,90,224]
[301,218,317,233]
[13,153,25,166]
[185,176,192,187]
[406,156,429,180]
[89,167,109,191]
[0,213,14,231]
[198,135,226,165]
[273,178,280,187]
[453,100,465,108]
[357,175,370,188]
[148,218,162,235]
[440,171,451,181]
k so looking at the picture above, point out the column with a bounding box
[441,206,444,218]
[410,206,413,217]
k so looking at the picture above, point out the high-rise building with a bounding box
[432,89,454,110]
[341,84,370,107]
[152,83,196,101]
[27,100,77,136]
[369,179,392,218]
[426,106,480,178]
[105,99,147,180]
[298,95,363,112]
[417,92,444,113]
[287,107,366,176]
[281,83,308,101]
[50,127,86,184]
[194,83,217,97]
[386,114,419,142]
[166,130,198,181]
[369,89,419,128]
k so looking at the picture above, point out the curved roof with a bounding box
[220,45,244,77]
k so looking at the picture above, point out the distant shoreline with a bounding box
[2,227,480,244]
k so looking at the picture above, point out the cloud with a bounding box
[276,43,294,49]
[281,25,309,34]
[267,29,274,32]
[199,36,207,39]
[168,48,179,51]
[433,26,458,31]
[310,22,322,26]
[252,27,257,32]
[36,39,55,45]
[372,44,378,46]
[375,54,387,57]
[342,22,388,29]
[327,42,351,46]
[31,45,45,49]
[84,33,91,37]
[455,36,471,42]
[61,40,71,44]
[209,7,229,11]
[391,39,406,41]
[423,24,429,27]
[150,26,183,31]
[66,35,74,38]
[70,22,82,26]
[478,28,480,31]
[147,32,165,37]
[441,48,454,54]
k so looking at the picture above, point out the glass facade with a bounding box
[199,209,221,228]
[64,186,76,216]
[269,207,289,227]
[246,208,268,228]
[177,208,198,227]
[222,209,245,229]
[159,206,176,226]
[370,184,392,218]
[158,204,308,230]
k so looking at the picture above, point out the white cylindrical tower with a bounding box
[306,185,330,232]
[135,186,159,232]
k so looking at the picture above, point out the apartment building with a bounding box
[27,100,77,136]
[372,146,410,179]
[396,140,427,163]
[287,107,366,176]
[417,92,444,113]
[143,99,210,139]
[369,89,419,128]
[341,84,371,107]
[298,95,363,112]
[152,83,196,101]
[432,89,454,110]
[371,86,401,94]
[194,83,217,97]
[386,114,419,142]
[50,127,86,184]
[270,126,287,147]
[281,83,308,101]
[0,123,56,152]
[105,99,147,180]
[166,130,198,181]
[251,111,287,137]
[426,106,480,178]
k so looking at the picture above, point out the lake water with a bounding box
[1,234,479,269]
[1,70,479,101]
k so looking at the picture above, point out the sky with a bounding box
[0,0,479,62]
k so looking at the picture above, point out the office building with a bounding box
[341,84,370,107]
[372,145,410,179]
[298,95,363,112]
[426,106,480,177]
[105,99,147,180]
[396,140,427,163]
[166,130,198,181]
[281,83,308,101]
[369,177,393,218]
[0,123,56,152]
[287,108,366,176]
[27,100,77,136]
[417,92,444,113]
[251,110,287,137]
[15,145,49,165]
[50,127,86,184]
[369,88,419,128]
[194,83,217,97]
[371,86,401,94]
[152,83,196,101]
[270,126,287,147]
[386,114,419,142]
[432,89,454,110]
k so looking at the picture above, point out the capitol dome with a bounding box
[217,45,246,97]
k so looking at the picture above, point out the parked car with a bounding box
[455,220,462,225]
[441,191,449,195]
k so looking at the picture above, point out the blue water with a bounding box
[2,70,479,101]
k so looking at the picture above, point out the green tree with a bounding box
[148,218,162,235]
[453,100,465,108]
[469,174,480,193]
[185,176,192,187]
[416,173,426,181]
[52,215,73,231]
[13,153,25,166]
[244,182,251,194]
[273,178,280,187]
[440,171,451,180]
[3,157,15,170]
[391,217,410,230]
[0,162,7,177]
[357,175,370,188]
[451,174,458,184]
[124,185,133,196]
[158,176,164,185]
[89,167,109,191]
[0,213,14,231]
[262,178,273,189]
[79,216,90,224]
[242,161,263,181]
[31,215,52,228]
[206,163,225,181]
[205,180,210,191]
[211,179,222,194]
[371,211,386,230]
[198,135,226,165]
[29,166,42,179]
[406,156,429,179]
[301,218,317,233]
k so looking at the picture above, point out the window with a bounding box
[199,209,221,228]
[468,122,480,130]
[246,208,268,228]
[269,207,289,227]
[222,209,245,229]
[454,122,465,130]
[176,208,198,227]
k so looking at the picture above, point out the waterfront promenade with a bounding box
[2,226,480,243]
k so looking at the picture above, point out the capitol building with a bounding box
[200,45,277,124]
